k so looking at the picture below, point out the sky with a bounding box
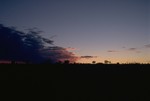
[0,0,149,63]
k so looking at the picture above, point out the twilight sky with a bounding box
[0,0,149,63]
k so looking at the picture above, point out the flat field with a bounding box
[1,64,150,100]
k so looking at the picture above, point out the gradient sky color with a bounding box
[0,0,149,63]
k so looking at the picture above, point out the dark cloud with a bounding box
[80,56,97,59]
[145,44,150,48]
[107,50,118,52]
[0,24,78,63]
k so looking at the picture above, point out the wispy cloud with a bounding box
[127,47,142,53]
[107,50,118,52]
[128,48,138,51]
[80,56,98,59]
[145,44,150,48]
[136,51,141,53]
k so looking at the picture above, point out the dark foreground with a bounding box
[1,64,150,100]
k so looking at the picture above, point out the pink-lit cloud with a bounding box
[41,46,79,63]
[65,47,77,51]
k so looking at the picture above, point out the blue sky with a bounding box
[0,0,149,63]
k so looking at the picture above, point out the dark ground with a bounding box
[1,64,150,100]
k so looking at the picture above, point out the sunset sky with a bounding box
[0,0,149,63]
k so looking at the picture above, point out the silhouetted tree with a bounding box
[117,62,120,65]
[92,61,96,64]
[104,60,111,64]
[64,60,70,64]
[104,60,108,64]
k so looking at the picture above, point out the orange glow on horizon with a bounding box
[77,57,150,64]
